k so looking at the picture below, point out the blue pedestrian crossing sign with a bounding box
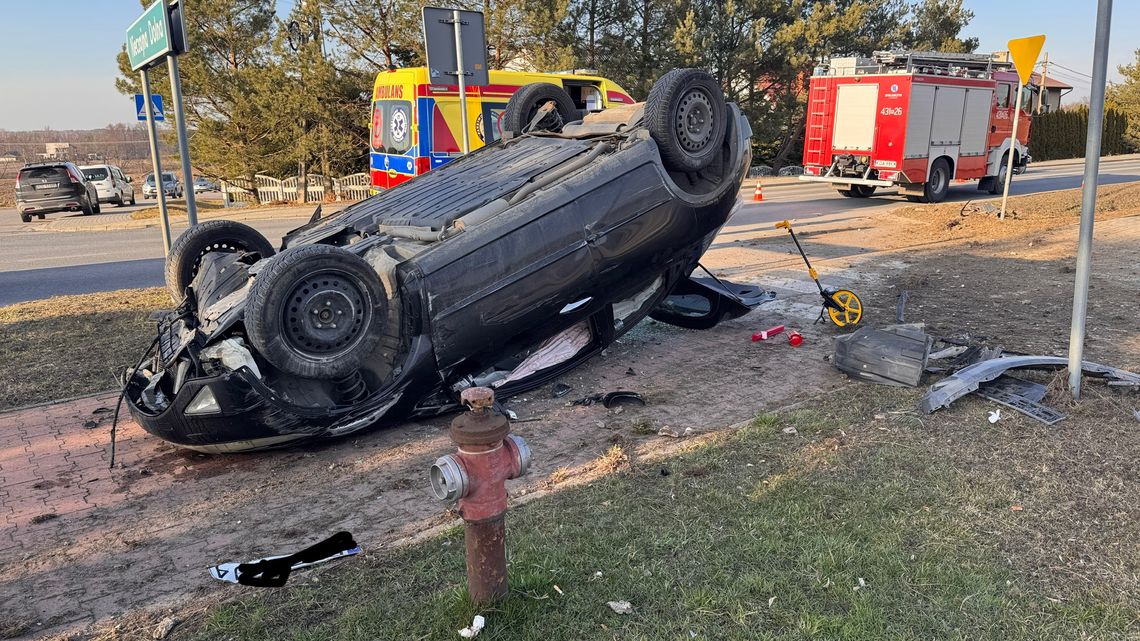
[135,94,165,122]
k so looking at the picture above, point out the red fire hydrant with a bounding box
[430,387,531,604]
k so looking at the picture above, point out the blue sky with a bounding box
[0,0,1134,130]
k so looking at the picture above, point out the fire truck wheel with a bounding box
[501,83,578,136]
[988,153,1012,194]
[646,68,727,172]
[923,158,951,203]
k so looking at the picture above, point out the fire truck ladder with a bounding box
[872,50,1012,77]
[804,82,831,168]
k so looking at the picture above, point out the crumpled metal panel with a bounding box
[921,355,1140,414]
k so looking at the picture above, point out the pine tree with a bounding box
[1106,49,1140,148]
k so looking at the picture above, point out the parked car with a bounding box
[124,68,765,453]
[143,172,183,199]
[15,161,101,223]
[193,176,220,193]
[79,164,136,206]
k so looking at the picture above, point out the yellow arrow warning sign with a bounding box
[1008,35,1046,86]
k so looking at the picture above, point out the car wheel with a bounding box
[114,194,124,207]
[130,193,137,205]
[921,158,951,203]
[501,83,579,136]
[20,213,31,223]
[245,244,387,379]
[165,220,276,300]
[81,198,95,216]
[851,184,876,198]
[988,153,1011,195]
[37,213,45,220]
[645,68,728,172]
[93,200,101,214]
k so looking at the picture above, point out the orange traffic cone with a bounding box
[752,181,764,202]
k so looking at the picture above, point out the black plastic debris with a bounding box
[833,324,933,387]
[209,531,360,587]
[571,391,647,408]
[551,383,573,398]
[975,382,1065,425]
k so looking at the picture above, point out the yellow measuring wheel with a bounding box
[775,220,865,328]
[825,289,863,328]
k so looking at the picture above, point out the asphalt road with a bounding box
[1,156,1138,306]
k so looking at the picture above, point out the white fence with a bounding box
[221,172,373,204]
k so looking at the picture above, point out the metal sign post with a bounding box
[423,7,488,156]
[140,69,173,253]
[167,53,197,225]
[1000,35,1046,220]
[452,9,471,154]
[164,0,196,225]
[126,0,193,252]
[999,82,1023,220]
[1068,0,1114,399]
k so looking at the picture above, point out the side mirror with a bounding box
[126,176,133,183]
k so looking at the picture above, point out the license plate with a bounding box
[35,183,58,190]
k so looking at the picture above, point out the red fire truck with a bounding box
[800,51,1036,203]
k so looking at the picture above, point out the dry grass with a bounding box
[129,199,226,220]
[888,181,1140,244]
[0,288,170,411]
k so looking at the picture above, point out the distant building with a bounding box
[1029,72,1073,114]
[0,151,19,163]
[38,142,72,160]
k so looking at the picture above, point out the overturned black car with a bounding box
[124,69,771,452]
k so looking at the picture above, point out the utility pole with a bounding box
[1037,52,1049,113]
[1067,0,1114,398]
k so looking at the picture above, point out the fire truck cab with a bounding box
[801,51,1036,203]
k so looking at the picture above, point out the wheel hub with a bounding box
[676,89,714,152]
[285,273,368,357]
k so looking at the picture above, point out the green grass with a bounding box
[180,388,1138,640]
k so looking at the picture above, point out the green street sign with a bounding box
[126,0,172,71]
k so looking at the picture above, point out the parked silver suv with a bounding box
[143,172,183,199]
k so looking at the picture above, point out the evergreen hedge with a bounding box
[1028,107,1130,161]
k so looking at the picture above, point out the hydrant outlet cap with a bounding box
[507,434,531,478]
[430,455,468,502]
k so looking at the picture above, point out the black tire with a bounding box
[838,185,876,198]
[20,213,31,223]
[988,153,1011,195]
[245,244,387,379]
[905,195,924,203]
[93,200,101,214]
[37,213,45,220]
[81,197,95,216]
[114,194,125,207]
[501,83,578,136]
[922,158,951,203]
[165,220,276,300]
[130,193,137,205]
[645,68,728,172]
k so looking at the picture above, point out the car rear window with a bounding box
[371,100,414,154]
[83,168,109,181]
[19,166,69,181]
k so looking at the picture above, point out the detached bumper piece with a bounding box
[833,324,933,387]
